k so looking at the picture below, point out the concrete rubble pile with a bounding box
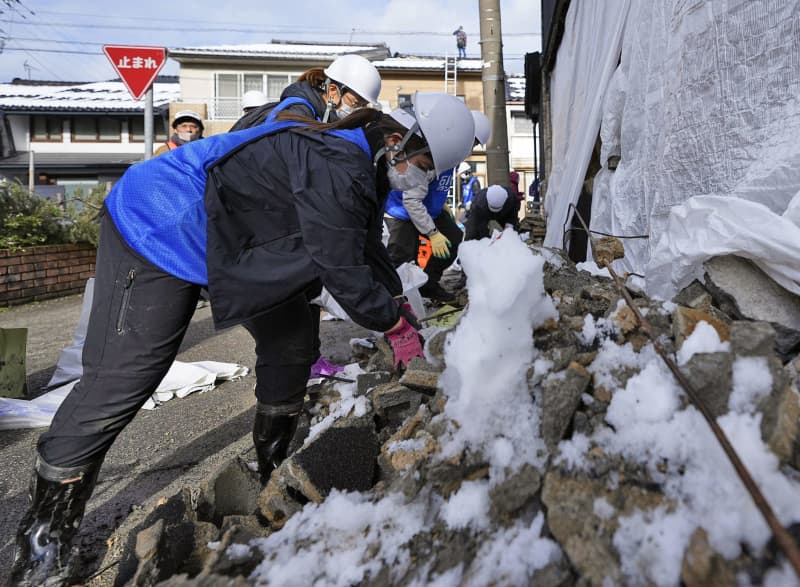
[113,244,800,587]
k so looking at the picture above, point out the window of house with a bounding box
[212,73,299,119]
[266,74,289,101]
[244,74,263,93]
[71,117,121,142]
[511,111,533,135]
[215,73,240,119]
[397,94,413,108]
[31,116,64,141]
[129,117,168,142]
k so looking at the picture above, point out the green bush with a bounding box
[0,181,108,250]
[65,185,107,247]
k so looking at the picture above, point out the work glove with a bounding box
[396,298,422,330]
[428,230,452,259]
[384,316,425,371]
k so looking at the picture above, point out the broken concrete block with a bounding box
[488,463,542,520]
[356,370,392,396]
[368,382,423,427]
[291,412,379,498]
[399,357,441,394]
[680,352,733,418]
[730,321,776,358]
[673,280,714,311]
[759,382,800,467]
[592,236,625,268]
[258,473,304,530]
[540,362,591,450]
[201,459,261,522]
[703,255,800,357]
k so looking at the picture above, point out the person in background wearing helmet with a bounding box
[10,91,475,587]
[229,53,380,132]
[241,89,268,115]
[464,184,520,241]
[458,161,481,211]
[383,99,475,304]
[228,53,382,379]
[154,110,204,156]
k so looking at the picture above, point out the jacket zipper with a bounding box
[116,268,136,333]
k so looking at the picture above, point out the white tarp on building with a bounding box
[545,0,800,299]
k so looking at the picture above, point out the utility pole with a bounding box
[479,0,510,187]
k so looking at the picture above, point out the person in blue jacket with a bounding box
[458,161,481,211]
[384,106,475,303]
[10,93,475,587]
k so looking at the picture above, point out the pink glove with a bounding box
[384,316,424,370]
[398,301,422,330]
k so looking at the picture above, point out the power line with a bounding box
[0,18,540,37]
[30,9,542,36]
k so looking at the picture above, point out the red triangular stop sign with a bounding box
[103,45,167,101]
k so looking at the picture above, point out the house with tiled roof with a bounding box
[0,76,179,194]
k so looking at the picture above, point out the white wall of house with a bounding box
[8,113,160,154]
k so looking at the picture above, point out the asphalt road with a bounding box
[0,292,369,585]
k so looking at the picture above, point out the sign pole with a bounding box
[102,45,167,160]
[144,87,154,160]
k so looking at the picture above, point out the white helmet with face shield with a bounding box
[471,110,491,145]
[385,92,475,177]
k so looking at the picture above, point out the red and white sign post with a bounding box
[103,45,167,159]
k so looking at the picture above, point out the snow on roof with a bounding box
[169,42,389,60]
[371,55,484,72]
[0,81,180,112]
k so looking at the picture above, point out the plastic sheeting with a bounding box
[584,0,800,298]
[0,360,249,430]
[543,0,631,249]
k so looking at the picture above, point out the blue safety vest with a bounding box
[384,169,454,220]
[105,97,370,285]
[461,176,479,207]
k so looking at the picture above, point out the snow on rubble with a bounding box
[125,230,800,587]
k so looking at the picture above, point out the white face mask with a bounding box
[177,132,199,142]
[338,102,361,118]
[387,162,436,192]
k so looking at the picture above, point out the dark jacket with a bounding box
[464,186,520,241]
[205,126,402,332]
[229,80,328,131]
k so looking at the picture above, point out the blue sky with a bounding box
[0,0,541,83]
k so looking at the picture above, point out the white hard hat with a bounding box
[388,92,474,176]
[457,161,472,175]
[242,90,268,110]
[172,110,204,130]
[324,54,381,104]
[486,185,508,212]
[471,110,491,145]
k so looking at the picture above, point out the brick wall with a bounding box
[0,244,96,307]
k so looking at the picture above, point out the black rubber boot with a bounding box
[10,455,102,587]
[252,401,302,485]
